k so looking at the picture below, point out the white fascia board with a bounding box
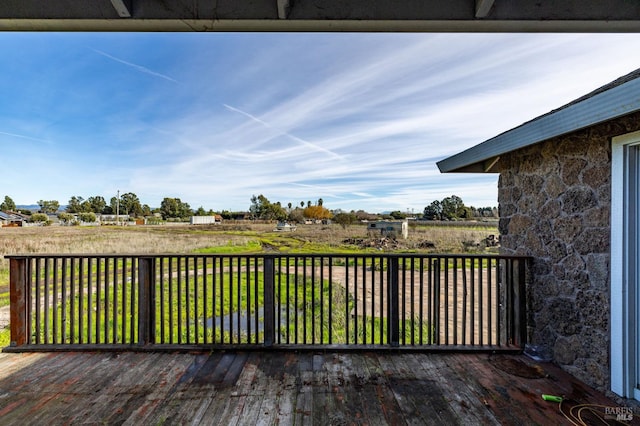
[438,77,640,173]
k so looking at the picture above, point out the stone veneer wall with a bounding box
[497,111,640,392]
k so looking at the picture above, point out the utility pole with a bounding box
[116,189,120,226]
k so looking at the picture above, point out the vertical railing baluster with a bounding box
[121,257,126,343]
[228,255,232,344]
[246,257,252,344]
[219,257,225,344]
[453,257,457,346]
[62,258,68,344]
[185,257,191,343]
[320,256,325,344]
[294,257,299,344]
[112,257,117,344]
[434,259,441,345]
[195,256,201,344]
[443,256,449,345]
[496,258,503,346]
[345,256,350,345]
[328,257,333,345]
[462,257,468,346]
[70,258,76,343]
[311,257,316,344]
[379,256,384,344]
[487,259,499,346]
[193,257,198,344]
[368,256,373,344]
[34,258,41,345]
[52,258,58,344]
[138,256,156,346]
[419,257,424,345]
[400,258,405,345]
[79,258,84,344]
[159,257,165,344]
[354,257,359,344]
[427,257,432,345]
[87,258,93,344]
[96,258,101,344]
[102,258,108,344]
[478,257,484,346]
[388,256,399,347]
[410,257,415,346]
[302,256,307,344]
[253,257,264,344]
[44,258,50,344]
[177,257,183,344]
[264,256,275,347]
[470,257,475,346]
[202,256,208,345]
[168,257,174,344]
[211,256,217,344]
[128,257,135,344]
[362,257,367,344]
[236,257,242,344]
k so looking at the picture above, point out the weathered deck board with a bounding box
[0,351,637,425]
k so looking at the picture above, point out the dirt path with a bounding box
[1,305,9,331]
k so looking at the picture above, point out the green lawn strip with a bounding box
[0,328,9,347]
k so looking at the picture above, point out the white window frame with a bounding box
[611,130,640,399]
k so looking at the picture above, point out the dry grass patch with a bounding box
[0,221,498,295]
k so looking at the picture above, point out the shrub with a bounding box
[78,212,97,223]
[57,212,74,225]
[30,213,49,223]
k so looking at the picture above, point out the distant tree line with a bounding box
[249,195,332,222]
[422,195,497,220]
[0,193,216,222]
[1,192,498,225]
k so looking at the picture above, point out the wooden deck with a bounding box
[0,350,636,425]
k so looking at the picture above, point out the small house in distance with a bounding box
[190,215,220,225]
[0,211,26,227]
[367,220,408,239]
[274,222,297,232]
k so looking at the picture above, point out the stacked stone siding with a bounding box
[496,111,640,391]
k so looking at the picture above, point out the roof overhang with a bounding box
[2,0,640,32]
[437,70,640,173]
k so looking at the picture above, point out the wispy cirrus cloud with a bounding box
[0,130,51,144]
[222,104,344,160]
[91,48,178,83]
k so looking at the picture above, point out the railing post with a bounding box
[264,256,275,347]
[514,258,528,347]
[138,256,156,346]
[433,259,440,345]
[388,256,400,347]
[9,257,29,347]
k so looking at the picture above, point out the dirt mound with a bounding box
[342,237,401,250]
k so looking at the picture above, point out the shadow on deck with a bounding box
[0,351,636,425]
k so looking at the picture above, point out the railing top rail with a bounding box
[4,253,533,260]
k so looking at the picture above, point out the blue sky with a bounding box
[3,33,640,213]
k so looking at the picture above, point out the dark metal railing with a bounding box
[6,253,530,351]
